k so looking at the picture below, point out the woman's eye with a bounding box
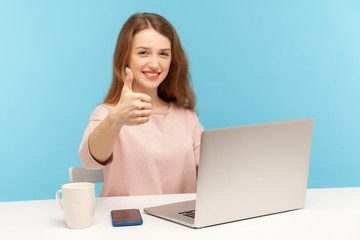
[139,51,147,55]
[160,52,169,56]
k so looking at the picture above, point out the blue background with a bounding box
[0,0,359,202]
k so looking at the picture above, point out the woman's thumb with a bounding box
[122,67,133,92]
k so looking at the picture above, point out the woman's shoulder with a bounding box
[170,102,199,119]
[170,102,203,133]
[89,103,114,121]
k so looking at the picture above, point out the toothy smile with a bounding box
[143,72,160,77]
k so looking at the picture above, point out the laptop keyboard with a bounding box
[178,210,195,218]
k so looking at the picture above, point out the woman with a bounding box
[79,13,203,197]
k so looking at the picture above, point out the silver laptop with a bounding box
[144,118,314,228]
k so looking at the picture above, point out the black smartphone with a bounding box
[111,209,143,227]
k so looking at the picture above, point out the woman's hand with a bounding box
[108,68,152,127]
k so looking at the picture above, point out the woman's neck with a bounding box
[150,95,169,111]
[135,88,169,111]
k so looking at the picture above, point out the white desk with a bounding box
[1,188,360,240]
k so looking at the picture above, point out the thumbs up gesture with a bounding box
[108,68,152,127]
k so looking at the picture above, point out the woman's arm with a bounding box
[87,68,151,163]
[88,114,122,163]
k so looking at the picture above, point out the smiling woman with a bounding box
[78,13,203,197]
[128,28,172,99]
[105,13,195,109]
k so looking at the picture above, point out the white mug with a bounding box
[56,182,95,229]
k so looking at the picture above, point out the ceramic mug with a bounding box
[56,182,95,229]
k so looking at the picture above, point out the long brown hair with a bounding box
[104,13,196,110]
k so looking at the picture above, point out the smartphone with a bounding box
[111,209,143,227]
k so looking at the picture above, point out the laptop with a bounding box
[144,118,314,228]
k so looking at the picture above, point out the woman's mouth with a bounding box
[143,71,160,80]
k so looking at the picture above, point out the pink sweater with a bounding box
[78,102,203,197]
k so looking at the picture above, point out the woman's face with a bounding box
[128,28,171,94]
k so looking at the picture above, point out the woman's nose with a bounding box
[148,56,160,69]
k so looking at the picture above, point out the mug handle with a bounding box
[56,189,63,211]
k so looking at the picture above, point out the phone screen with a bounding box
[111,209,143,227]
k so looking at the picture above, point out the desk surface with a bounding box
[1,187,360,240]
